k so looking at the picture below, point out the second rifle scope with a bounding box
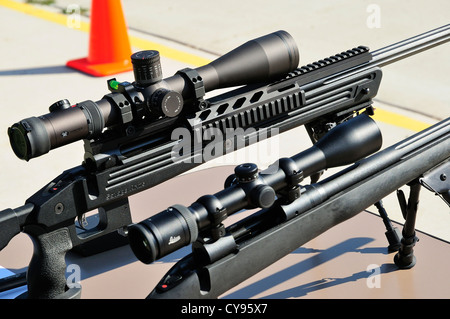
[8,31,299,161]
[127,114,382,264]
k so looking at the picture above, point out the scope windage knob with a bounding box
[131,50,163,86]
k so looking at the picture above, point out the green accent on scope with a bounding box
[110,80,120,90]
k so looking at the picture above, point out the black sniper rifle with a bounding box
[0,24,449,299]
[131,114,449,299]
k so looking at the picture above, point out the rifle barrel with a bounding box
[371,24,450,67]
[321,24,450,85]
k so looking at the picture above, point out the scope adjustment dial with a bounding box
[131,50,163,86]
[149,88,183,118]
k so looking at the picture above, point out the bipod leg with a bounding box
[394,180,421,269]
[374,200,402,252]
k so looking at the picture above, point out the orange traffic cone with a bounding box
[66,0,133,77]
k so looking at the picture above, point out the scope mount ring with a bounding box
[176,68,208,110]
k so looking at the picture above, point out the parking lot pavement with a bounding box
[0,0,448,245]
[50,0,450,118]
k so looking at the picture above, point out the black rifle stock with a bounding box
[0,24,449,299]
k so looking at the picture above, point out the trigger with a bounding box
[77,214,88,229]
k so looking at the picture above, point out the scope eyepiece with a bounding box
[8,100,106,161]
[128,204,198,264]
[8,118,50,161]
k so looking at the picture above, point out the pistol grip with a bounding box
[25,227,81,299]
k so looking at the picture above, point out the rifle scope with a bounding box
[7,31,299,161]
[127,114,382,264]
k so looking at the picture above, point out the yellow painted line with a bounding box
[372,108,431,132]
[0,0,434,133]
[128,35,211,67]
[0,0,90,31]
[0,0,210,66]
